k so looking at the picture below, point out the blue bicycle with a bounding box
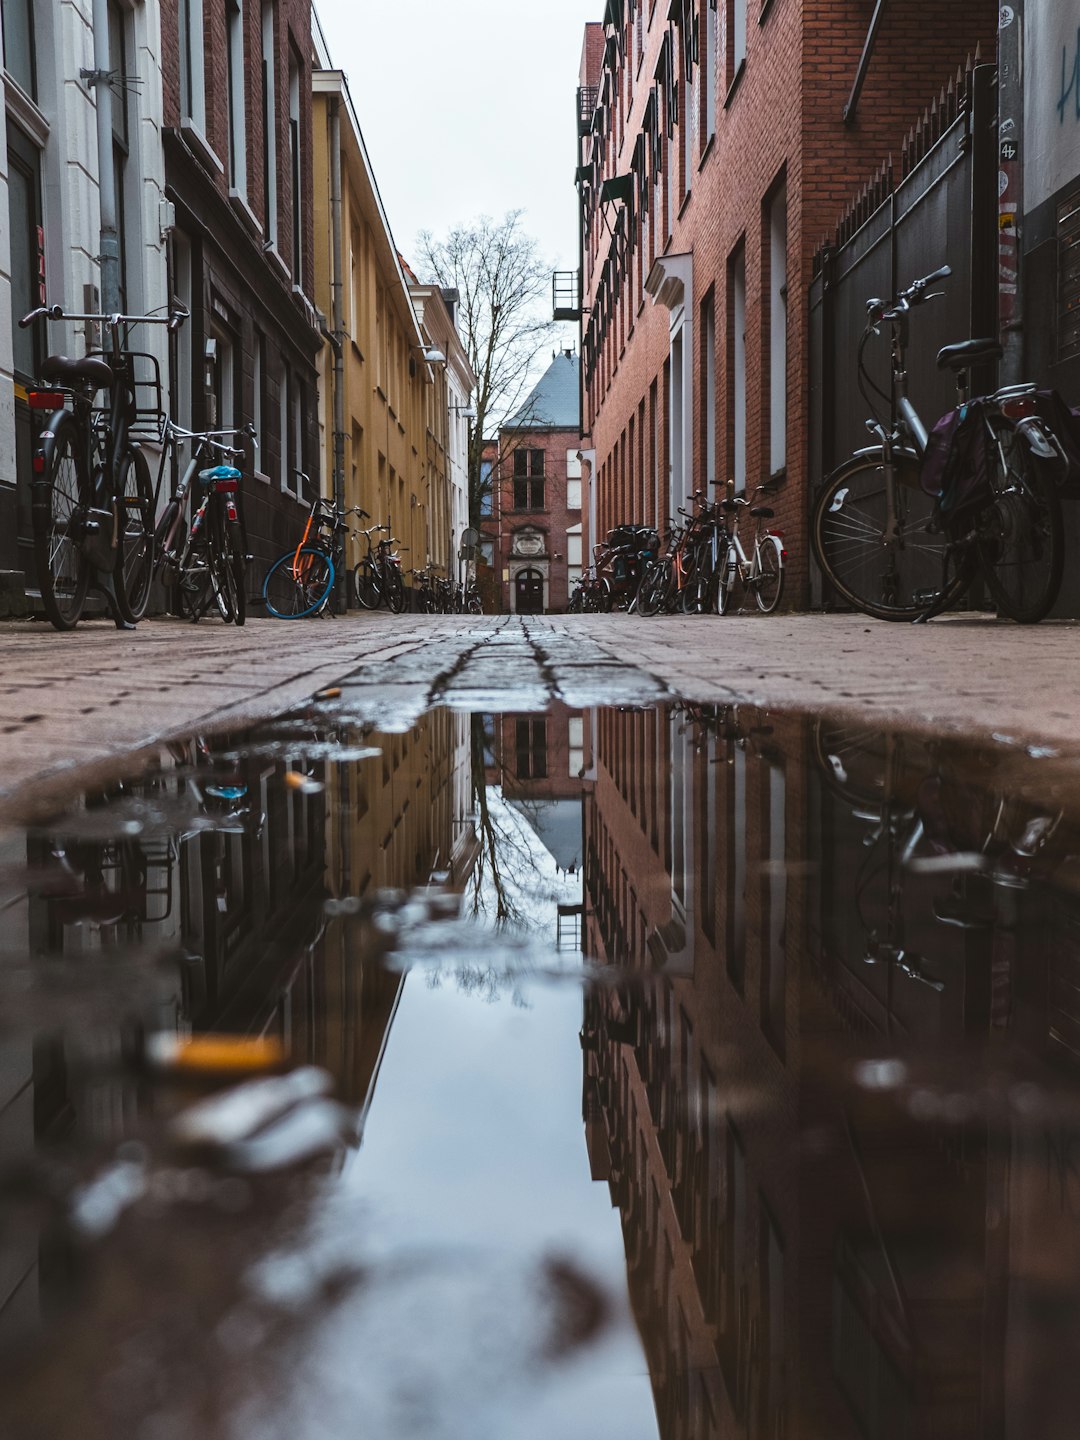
[262,485,368,618]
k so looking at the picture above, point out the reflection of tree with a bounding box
[468,713,546,932]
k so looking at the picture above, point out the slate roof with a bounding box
[504,351,580,429]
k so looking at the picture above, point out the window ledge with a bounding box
[229,188,263,239]
[678,189,693,221]
[254,469,271,484]
[698,133,716,172]
[759,0,776,23]
[4,74,49,147]
[181,119,224,176]
[263,243,291,285]
[723,60,747,110]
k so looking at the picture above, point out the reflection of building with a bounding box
[494,351,582,613]
[581,703,1080,1439]
[0,707,477,1347]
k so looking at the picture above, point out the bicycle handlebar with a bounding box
[19,303,189,331]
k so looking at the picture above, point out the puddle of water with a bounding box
[3,699,1080,1436]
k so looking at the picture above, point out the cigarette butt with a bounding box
[316,687,342,699]
[145,1033,286,1075]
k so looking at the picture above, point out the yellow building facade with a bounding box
[311,70,451,576]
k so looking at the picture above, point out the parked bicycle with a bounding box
[811,265,1066,623]
[19,301,186,630]
[154,422,255,625]
[262,484,369,619]
[636,494,720,616]
[352,523,407,613]
[714,482,786,614]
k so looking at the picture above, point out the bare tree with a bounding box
[415,211,556,525]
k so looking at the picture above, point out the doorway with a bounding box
[514,568,544,614]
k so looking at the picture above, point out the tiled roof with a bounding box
[504,352,580,429]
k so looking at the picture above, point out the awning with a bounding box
[603,0,624,30]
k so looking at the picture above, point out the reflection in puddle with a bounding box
[3,700,1080,1435]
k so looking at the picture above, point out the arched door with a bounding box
[515,568,544,614]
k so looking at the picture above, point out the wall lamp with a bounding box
[450,403,477,420]
[414,344,446,364]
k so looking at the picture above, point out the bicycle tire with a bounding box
[34,412,92,630]
[811,451,967,622]
[353,558,381,609]
[754,535,785,613]
[681,562,711,614]
[975,420,1063,624]
[467,594,483,615]
[210,506,246,626]
[264,546,334,618]
[384,564,406,614]
[714,543,739,615]
[636,559,668,618]
[113,446,155,623]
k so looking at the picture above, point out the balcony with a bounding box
[577,85,598,134]
[552,270,581,322]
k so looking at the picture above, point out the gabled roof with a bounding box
[504,351,580,430]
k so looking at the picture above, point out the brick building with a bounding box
[494,349,582,613]
[161,0,322,570]
[575,0,997,606]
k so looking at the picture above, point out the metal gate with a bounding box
[807,64,999,603]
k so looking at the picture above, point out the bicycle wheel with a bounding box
[467,593,483,615]
[811,451,966,621]
[636,559,669,618]
[210,506,246,626]
[34,413,92,630]
[384,564,406,614]
[353,558,381,609]
[264,546,333,618]
[714,544,739,615]
[754,535,785,613]
[681,558,712,614]
[113,446,155,623]
[975,421,1063,624]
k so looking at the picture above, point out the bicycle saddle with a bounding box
[936,338,1002,371]
[40,354,114,390]
[750,506,774,518]
[198,465,242,482]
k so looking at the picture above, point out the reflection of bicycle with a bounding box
[811,265,1065,623]
[262,482,369,619]
[20,301,186,629]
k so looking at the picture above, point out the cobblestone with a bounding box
[0,609,1078,816]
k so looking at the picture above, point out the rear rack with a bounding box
[88,349,168,444]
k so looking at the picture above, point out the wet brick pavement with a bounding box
[0,609,1077,815]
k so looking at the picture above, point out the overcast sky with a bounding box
[314,0,598,277]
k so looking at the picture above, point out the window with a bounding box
[567,525,583,594]
[172,229,193,428]
[7,124,43,382]
[253,331,266,473]
[2,0,36,98]
[210,321,235,429]
[288,47,302,278]
[725,0,747,95]
[513,449,545,510]
[109,2,130,311]
[479,458,494,516]
[729,241,747,492]
[768,180,788,475]
[179,0,205,129]
[515,718,547,780]
[279,364,290,491]
[292,374,304,494]
[568,716,584,778]
[701,292,716,490]
[261,2,277,242]
[702,0,717,144]
[226,0,247,196]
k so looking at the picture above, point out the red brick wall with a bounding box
[495,426,582,611]
[580,0,996,608]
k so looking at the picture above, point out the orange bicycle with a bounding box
[262,480,368,618]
